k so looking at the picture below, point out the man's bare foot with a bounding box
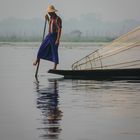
[33,60,38,66]
[53,66,57,70]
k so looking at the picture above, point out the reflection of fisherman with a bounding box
[36,80,63,139]
[47,81,62,123]
[33,5,62,70]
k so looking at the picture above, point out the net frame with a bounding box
[72,27,140,70]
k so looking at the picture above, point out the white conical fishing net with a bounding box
[72,27,140,70]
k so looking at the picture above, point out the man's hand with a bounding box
[55,40,59,46]
[45,14,49,21]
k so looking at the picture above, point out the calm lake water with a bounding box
[0,42,140,140]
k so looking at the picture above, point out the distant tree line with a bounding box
[0,29,115,42]
[0,16,139,42]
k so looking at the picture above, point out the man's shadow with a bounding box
[35,79,63,139]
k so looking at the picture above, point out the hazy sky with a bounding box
[0,0,140,21]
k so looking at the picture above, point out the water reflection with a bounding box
[35,79,63,139]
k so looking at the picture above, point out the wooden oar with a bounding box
[35,19,47,78]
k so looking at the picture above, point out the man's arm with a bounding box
[55,27,62,45]
[55,18,62,45]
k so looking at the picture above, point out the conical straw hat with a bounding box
[47,5,58,13]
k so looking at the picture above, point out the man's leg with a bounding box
[53,63,57,70]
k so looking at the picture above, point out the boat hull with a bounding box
[48,68,140,80]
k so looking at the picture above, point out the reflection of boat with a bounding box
[49,27,140,80]
[48,68,140,80]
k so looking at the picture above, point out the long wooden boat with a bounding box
[48,68,140,80]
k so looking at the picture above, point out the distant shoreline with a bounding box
[0,36,115,43]
[0,41,109,49]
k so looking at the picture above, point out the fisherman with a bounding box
[33,5,62,70]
